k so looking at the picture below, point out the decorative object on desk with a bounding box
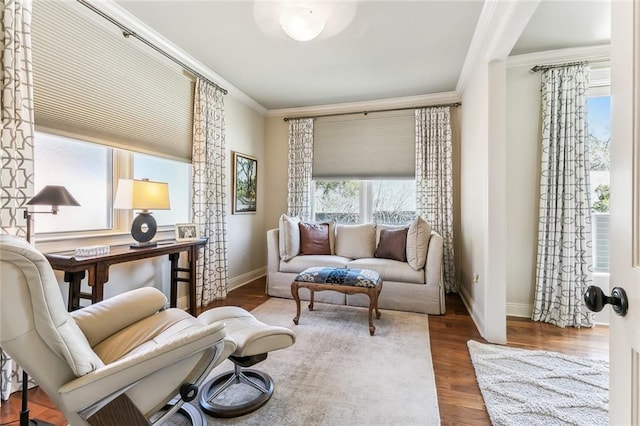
[175,223,199,241]
[74,244,110,257]
[24,185,80,243]
[232,151,257,214]
[114,178,170,249]
[18,185,79,426]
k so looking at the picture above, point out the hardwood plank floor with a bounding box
[1,278,608,425]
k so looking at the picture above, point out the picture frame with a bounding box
[175,223,199,241]
[232,151,258,214]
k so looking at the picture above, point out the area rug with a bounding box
[185,298,440,425]
[467,340,608,426]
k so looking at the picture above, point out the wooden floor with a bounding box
[0,278,609,426]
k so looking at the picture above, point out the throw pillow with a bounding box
[335,223,376,259]
[374,227,408,262]
[406,216,432,270]
[278,214,301,261]
[375,224,407,246]
[298,222,331,255]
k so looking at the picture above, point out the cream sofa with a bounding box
[266,219,446,314]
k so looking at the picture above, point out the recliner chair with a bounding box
[0,234,236,425]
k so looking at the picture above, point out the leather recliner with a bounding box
[0,234,235,425]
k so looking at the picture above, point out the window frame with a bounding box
[33,134,191,252]
[311,179,416,225]
[587,67,611,275]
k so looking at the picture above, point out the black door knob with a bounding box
[583,285,629,316]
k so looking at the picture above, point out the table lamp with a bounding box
[114,178,170,248]
[20,185,80,426]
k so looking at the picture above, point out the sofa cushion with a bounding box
[335,223,376,259]
[406,216,432,271]
[347,258,425,284]
[375,224,407,245]
[299,222,332,255]
[280,255,351,273]
[278,214,300,261]
[374,228,408,262]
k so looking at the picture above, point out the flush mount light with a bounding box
[279,6,325,41]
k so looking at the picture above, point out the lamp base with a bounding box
[130,212,158,249]
[129,241,157,249]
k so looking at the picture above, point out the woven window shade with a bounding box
[313,110,415,179]
[31,1,194,162]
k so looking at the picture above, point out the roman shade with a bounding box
[313,110,415,179]
[31,1,194,162]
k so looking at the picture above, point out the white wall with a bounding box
[264,115,289,232]
[505,62,541,317]
[225,95,267,289]
[459,60,490,338]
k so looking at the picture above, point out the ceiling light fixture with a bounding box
[279,6,325,41]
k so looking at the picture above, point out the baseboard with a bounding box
[458,285,485,340]
[228,267,267,291]
[506,302,533,318]
[176,267,267,310]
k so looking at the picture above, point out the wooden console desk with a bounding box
[44,238,207,315]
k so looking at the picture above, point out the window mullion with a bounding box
[113,150,133,233]
[361,181,370,223]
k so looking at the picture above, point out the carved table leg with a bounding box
[374,282,383,319]
[291,281,301,325]
[367,288,376,336]
[309,288,315,311]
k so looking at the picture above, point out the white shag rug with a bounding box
[467,340,608,426]
[193,298,441,425]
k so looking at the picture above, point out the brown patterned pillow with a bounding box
[374,227,408,262]
[298,222,331,255]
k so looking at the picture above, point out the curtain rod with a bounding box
[531,61,589,72]
[283,102,461,122]
[76,0,228,95]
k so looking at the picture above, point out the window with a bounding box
[133,153,191,226]
[33,132,112,233]
[587,95,610,272]
[312,180,416,225]
[33,131,191,238]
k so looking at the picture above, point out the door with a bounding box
[609,0,640,424]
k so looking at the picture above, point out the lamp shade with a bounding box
[279,6,325,41]
[114,179,170,211]
[27,185,80,207]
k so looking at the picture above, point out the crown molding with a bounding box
[265,91,460,118]
[507,44,611,68]
[87,0,268,115]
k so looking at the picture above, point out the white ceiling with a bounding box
[112,0,610,111]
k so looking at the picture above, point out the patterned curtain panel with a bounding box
[532,64,594,328]
[415,107,457,293]
[1,0,36,400]
[286,118,314,220]
[192,78,229,306]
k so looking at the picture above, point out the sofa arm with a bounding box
[425,232,443,290]
[267,228,280,274]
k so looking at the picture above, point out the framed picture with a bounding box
[175,223,199,241]
[232,151,258,214]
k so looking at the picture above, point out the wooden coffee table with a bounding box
[291,267,383,335]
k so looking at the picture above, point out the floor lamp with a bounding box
[20,185,80,426]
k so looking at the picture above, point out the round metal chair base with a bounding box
[199,369,274,418]
[161,400,206,426]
